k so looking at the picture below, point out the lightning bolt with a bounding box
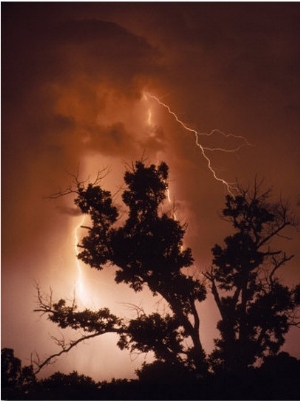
[166,188,178,220]
[143,93,178,220]
[74,216,85,302]
[144,92,253,195]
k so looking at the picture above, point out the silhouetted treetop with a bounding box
[207,180,299,374]
[35,160,207,374]
[123,161,169,216]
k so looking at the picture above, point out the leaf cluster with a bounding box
[49,300,122,333]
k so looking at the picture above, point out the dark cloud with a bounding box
[2,5,162,96]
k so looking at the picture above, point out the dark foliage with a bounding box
[2,349,300,400]
[1,348,36,400]
[206,183,299,374]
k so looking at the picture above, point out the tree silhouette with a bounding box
[3,347,300,399]
[1,348,23,388]
[205,182,300,374]
[34,164,299,383]
[1,348,36,399]
[35,161,207,375]
[39,371,100,399]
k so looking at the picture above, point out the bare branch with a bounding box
[33,285,126,373]
[269,253,295,285]
[258,221,291,248]
[203,269,224,321]
[33,331,105,374]
[45,166,110,200]
[119,302,146,318]
[34,283,54,316]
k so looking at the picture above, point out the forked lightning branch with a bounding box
[143,92,253,196]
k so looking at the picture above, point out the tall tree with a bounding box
[35,161,207,375]
[205,182,300,374]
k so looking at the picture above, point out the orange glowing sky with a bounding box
[2,3,300,381]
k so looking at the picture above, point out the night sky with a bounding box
[2,3,300,381]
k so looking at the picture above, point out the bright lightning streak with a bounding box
[166,188,177,220]
[143,94,178,220]
[74,216,86,302]
[144,92,252,195]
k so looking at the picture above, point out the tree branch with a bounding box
[203,270,224,320]
[269,253,294,285]
[33,331,106,374]
[257,221,291,248]
[33,285,125,373]
[45,167,110,199]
